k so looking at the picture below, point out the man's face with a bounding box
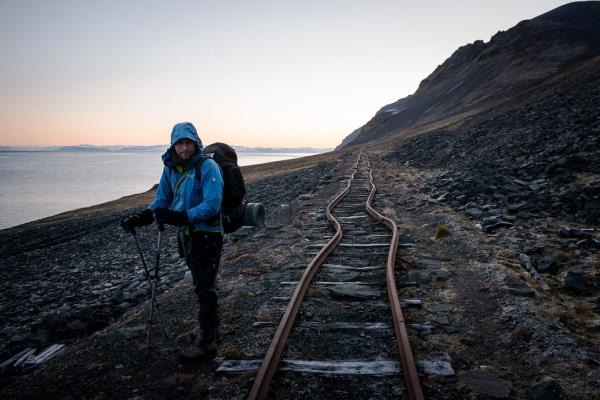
[174,138,196,161]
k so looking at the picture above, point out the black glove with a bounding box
[120,209,154,233]
[153,208,189,227]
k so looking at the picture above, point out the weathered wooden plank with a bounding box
[280,281,380,286]
[0,348,34,370]
[25,344,66,365]
[218,359,402,376]
[322,263,384,271]
[408,324,434,332]
[519,253,551,291]
[305,243,329,248]
[339,243,390,248]
[12,348,36,367]
[253,321,393,331]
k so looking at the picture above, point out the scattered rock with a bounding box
[523,244,545,255]
[426,303,454,313]
[504,276,535,297]
[536,255,557,274]
[407,271,432,285]
[508,201,529,213]
[94,326,146,344]
[461,370,514,399]
[417,258,441,269]
[465,207,483,219]
[432,270,451,281]
[456,356,471,370]
[432,314,450,325]
[484,220,514,233]
[564,266,587,293]
[525,378,566,400]
[418,359,455,376]
[559,227,594,239]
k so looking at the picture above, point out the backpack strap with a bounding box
[195,154,222,227]
[194,154,210,181]
[174,168,191,194]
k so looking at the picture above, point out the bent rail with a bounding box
[247,155,361,400]
[365,156,424,400]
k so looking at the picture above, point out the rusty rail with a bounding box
[247,154,360,400]
[365,156,424,400]
[247,152,423,399]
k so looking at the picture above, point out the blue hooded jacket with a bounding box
[149,122,224,233]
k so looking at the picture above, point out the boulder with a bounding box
[508,201,529,213]
[417,258,442,270]
[407,271,432,284]
[465,208,483,218]
[564,266,587,293]
[461,370,514,399]
[536,255,557,274]
[484,221,514,233]
[526,378,566,400]
[504,276,535,297]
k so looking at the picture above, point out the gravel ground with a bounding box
[1,93,599,400]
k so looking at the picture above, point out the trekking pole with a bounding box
[131,229,151,281]
[132,229,171,341]
[143,223,167,365]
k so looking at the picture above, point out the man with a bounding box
[121,122,224,360]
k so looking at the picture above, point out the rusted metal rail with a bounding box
[365,156,424,400]
[247,152,424,399]
[247,155,360,400]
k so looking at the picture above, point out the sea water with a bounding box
[0,151,317,230]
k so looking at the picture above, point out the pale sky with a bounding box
[0,0,574,147]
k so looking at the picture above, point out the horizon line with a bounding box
[0,144,334,150]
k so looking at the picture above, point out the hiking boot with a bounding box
[178,323,217,361]
[178,338,217,361]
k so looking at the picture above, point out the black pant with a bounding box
[185,231,223,332]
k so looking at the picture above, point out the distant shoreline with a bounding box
[0,145,333,153]
[0,150,330,231]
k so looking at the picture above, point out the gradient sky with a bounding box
[0,0,574,147]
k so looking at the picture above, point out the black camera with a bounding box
[223,202,265,233]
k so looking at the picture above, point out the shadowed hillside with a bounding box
[340,1,600,148]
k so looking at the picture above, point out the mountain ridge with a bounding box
[339,1,600,148]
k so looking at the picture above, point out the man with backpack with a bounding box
[121,121,224,360]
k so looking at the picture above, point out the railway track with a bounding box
[219,152,426,399]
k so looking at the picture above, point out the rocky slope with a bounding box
[341,1,600,148]
[385,56,600,229]
[0,160,337,360]
[1,148,598,399]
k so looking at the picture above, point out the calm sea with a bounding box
[0,151,317,230]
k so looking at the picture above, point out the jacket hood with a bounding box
[170,122,203,149]
[162,122,204,169]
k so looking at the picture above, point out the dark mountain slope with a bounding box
[341,1,600,148]
[385,55,600,226]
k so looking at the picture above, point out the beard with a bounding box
[173,150,193,166]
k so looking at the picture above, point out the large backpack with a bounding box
[196,142,247,232]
